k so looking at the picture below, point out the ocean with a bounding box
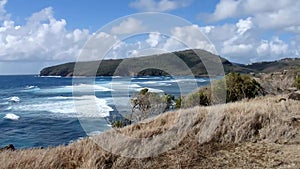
[0,75,210,148]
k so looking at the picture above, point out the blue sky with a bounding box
[0,0,299,74]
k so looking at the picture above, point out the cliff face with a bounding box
[40,49,252,77]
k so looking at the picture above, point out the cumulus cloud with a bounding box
[219,17,255,56]
[110,17,145,35]
[197,0,300,63]
[200,0,240,22]
[163,25,216,53]
[200,0,300,32]
[253,4,300,29]
[236,17,253,35]
[0,7,90,61]
[130,0,192,12]
[256,37,288,57]
[146,32,161,47]
[199,18,298,63]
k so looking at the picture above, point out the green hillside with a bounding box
[40,49,299,77]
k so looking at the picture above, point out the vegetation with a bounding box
[224,73,265,102]
[296,77,300,90]
[254,68,300,94]
[1,95,299,168]
[40,49,300,77]
[179,73,265,108]
[174,96,182,109]
[111,88,176,128]
[130,88,175,123]
[112,120,127,128]
[245,58,300,73]
[40,49,254,77]
[295,68,300,90]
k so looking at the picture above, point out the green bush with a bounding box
[139,88,149,95]
[131,88,176,122]
[112,121,126,128]
[175,97,182,109]
[296,77,300,90]
[225,73,265,102]
[182,73,265,108]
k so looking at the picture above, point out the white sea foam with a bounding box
[132,77,162,80]
[13,96,113,118]
[129,84,142,88]
[22,85,40,92]
[74,95,113,117]
[26,85,37,89]
[39,75,62,78]
[108,82,142,91]
[138,81,157,84]
[169,78,207,83]
[3,113,20,120]
[137,81,171,86]
[134,87,164,93]
[8,96,20,103]
[36,84,114,94]
[0,102,8,106]
[47,96,71,100]
[74,84,114,92]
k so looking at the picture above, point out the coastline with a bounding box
[1,94,299,168]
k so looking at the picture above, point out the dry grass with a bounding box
[254,70,299,94]
[0,95,299,169]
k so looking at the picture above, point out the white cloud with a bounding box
[146,32,161,47]
[0,0,8,20]
[110,17,145,35]
[253,4,300,29]
[0,7,90,61]
[236,17,253,35]
[199,20,297,63]
[284,26,300,33]
[221,44,253,56]
[130,0,192,12]
[203,0,240,22]
[196,0,300,63]
[218,17,255,56]
[78,32,120,61]
[163,25,215,53]
[200,0,300,32]
[256,37,288,56]
[253,37,290,62]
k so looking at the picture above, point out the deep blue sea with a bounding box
[0,75,210,149]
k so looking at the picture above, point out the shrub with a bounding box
[296,77,300,90]
[139,88,149,95]
[182,73,265,108]
[130,88,175,122]
[112,120,126,128]
[175,97,182,109]
[224,73,265,102]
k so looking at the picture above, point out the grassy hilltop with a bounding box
[0,95,299,168]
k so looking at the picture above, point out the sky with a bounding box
[0,0,299,74]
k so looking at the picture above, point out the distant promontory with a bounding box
[40,49,300,77]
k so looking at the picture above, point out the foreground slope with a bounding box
[1,95,299,169]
